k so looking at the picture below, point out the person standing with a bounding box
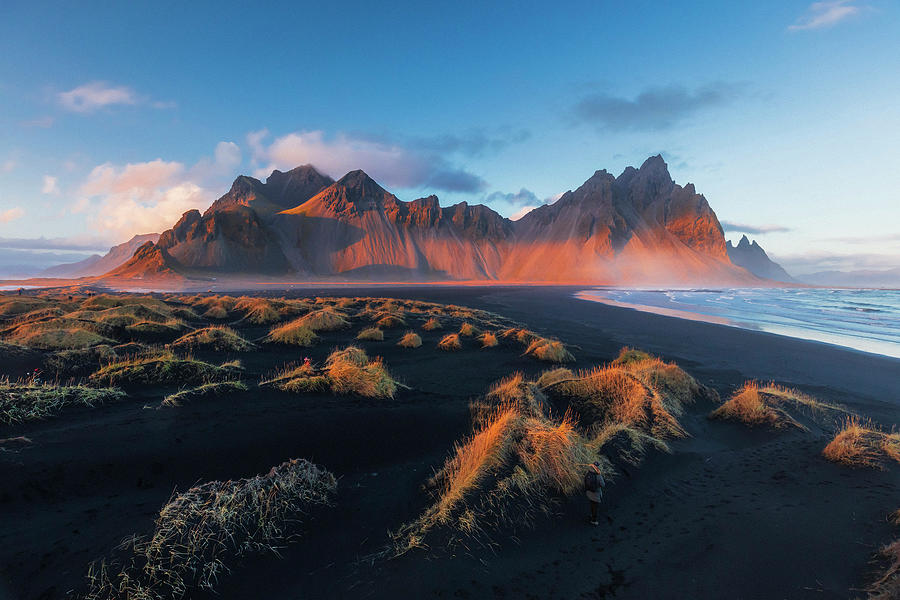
[584,461,606,526]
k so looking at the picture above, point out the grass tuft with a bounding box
[357,327,384,341]
[90,352,233,386]
[437,333,462,351]
[264,346,397,399]
[80,459,336,600]
[822,416,900,469]
[397,332,422,348]
[479,332,498,348]
[161,381,248,407]
[523,338,575,363]
[170,326,254,352]
[421,317,442,331]
[1,380,125,425]
[266,320,318,347]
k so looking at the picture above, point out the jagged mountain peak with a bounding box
[101,156,759,285]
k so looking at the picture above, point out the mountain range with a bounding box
[96,156,766,285]
[726,235,795,283]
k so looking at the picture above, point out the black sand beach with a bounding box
[1,286,898,600]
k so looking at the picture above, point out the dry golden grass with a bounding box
[170,326,254,352]
[869,537,900,600]
[535,367,575,389]
[0,297,52,317]
[161,381,248,407]
[710,382,784,427]
[81,459,336,600]
[5,324,114,350]
[235,298,281,324]
[1,380,126,425]
[375,314,406,329]
[125,319,187,336]
[264,346,397,399]
[90,352,231,386]
[437,333,462,351]
[325,346,397,399]
[822,417,900,469]
[295,308,349,332]
[421,317,442,331]
[479,332,498,348]
[394,399,601,552]
[523,337,575,363]
[548,352,706,440]
[397,332,423,348]
[201,304,229,320]
[265,319,318,347]
[500,327,538,345]
[458,322,480,337]
[357,327,385,341]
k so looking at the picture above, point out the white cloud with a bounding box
[1,159,17,173]
[80,159,184,197]
[789,1,863,31]
[58,81,139,112]
[251,129,486,192]
[88,182,210,239]
[41,175,60,195]
[0,207,25,224]
[57,81,175,113]
[73,142,243,242]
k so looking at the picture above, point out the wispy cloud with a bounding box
[57,81,174,113]
[788,1,864,31]
[249,129,487,193]
[41,175,60,195]
[721,221,792,235]
[0,207,25,224]
[571,83,742,131]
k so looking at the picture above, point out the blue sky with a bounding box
[0,0,898,276]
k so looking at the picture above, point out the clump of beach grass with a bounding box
[293,308,350,332]
[357,327,384,341]
[265,320,318,347]
[479,332,498,348]
[264,346,397,399]
[3,318,115,350]
[375,314,406,329]
[438,333,462,351]
[1,380,125,425]
[397,332,422,348]
[170,326,255,352]
[710,381,841,429]
[90,352,232,386]
[822,416,900,469]
[393,399,602,553]
[458,322,480,337]
[80,459,336,600]
[523,337,575,363]
[421,317,442,331]
[161,381,248,407]
[545,350,711,440]
[235,298,281,325]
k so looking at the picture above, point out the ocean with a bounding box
[576,287,900,359]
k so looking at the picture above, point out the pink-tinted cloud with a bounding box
[0,207,25,224]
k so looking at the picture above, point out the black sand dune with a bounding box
[1,286,898,600]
